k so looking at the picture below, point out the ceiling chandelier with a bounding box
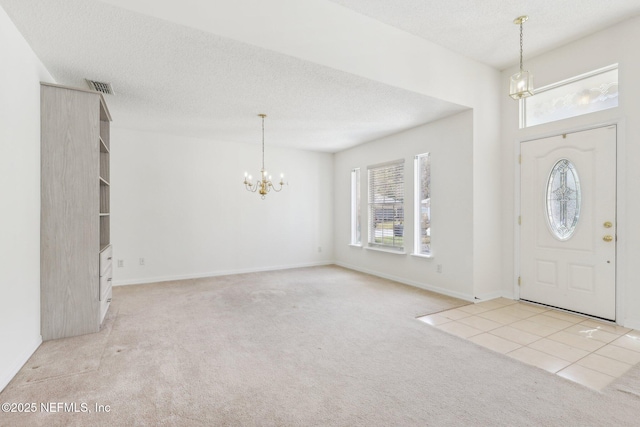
[243,114,285,199]
[509,15,534,100]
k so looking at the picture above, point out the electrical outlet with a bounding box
[117,259,124,268]
[436,264,442,273]
[139,258,145,266]
[318,246,322,253]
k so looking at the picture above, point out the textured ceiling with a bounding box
[329,0,640,70]
[0,0,466,152]
[2,0,639,152]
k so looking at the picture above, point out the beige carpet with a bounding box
[1,265,639,426]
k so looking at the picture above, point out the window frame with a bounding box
[413,153,431,257]
[367,160,405,251]
[520,64,619,129]
[350,168,361,246]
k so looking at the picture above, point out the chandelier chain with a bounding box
[519,21,524,71]
[261,115,265,171]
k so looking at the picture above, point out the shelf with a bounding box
[99,213,110,217]
[99,176,110,186]
[100,136,110,153]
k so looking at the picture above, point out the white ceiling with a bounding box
[329,0,640,70]
[2,0,639,152]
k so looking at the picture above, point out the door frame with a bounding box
[514,118,628,323]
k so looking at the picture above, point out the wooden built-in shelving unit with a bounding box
[40,82,113,340]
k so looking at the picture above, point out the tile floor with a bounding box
[418,298,640,390]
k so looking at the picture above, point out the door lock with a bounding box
[603,235,614,242]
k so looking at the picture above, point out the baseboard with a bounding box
[473,290,514,302]
[113,261,334,286]
[0,334,42,393]
[113,260,504,305]
[335,261,475,302]
[622,317,640,330]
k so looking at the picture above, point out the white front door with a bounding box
[520,126,616,320]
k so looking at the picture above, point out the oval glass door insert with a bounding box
[546,159,581,240]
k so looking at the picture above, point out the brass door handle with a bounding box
[603,221,613,228]
[603,235,614,242]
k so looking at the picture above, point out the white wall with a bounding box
[0,6,54,391]
[334,111,475,300]
[500,16,640,328]
[111,127,334,285]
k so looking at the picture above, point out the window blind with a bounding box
[368,160,404,250]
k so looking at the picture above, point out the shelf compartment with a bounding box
[100,215,110,250]
[100,178,110,213]
[100,149,110,182]
[99,136,110,153]
[100,119,110,150]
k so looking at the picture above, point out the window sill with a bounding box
[365,246,406,255]
[411,252,434,259]
[348,244,363,248]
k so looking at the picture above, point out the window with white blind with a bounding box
[414,153,431,256]
[368,160,404,250]
[350,168,361,245]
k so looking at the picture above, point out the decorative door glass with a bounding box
[546,159,581,240]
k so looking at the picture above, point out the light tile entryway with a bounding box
[418,298,640,390]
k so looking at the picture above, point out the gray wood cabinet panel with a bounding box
[40,83,112,341]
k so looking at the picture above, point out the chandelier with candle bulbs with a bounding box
[243,114,285,199]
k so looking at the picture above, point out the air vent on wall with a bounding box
[86,79,115,95]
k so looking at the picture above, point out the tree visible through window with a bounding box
[414,153,431,255]
[368,160,404,250]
